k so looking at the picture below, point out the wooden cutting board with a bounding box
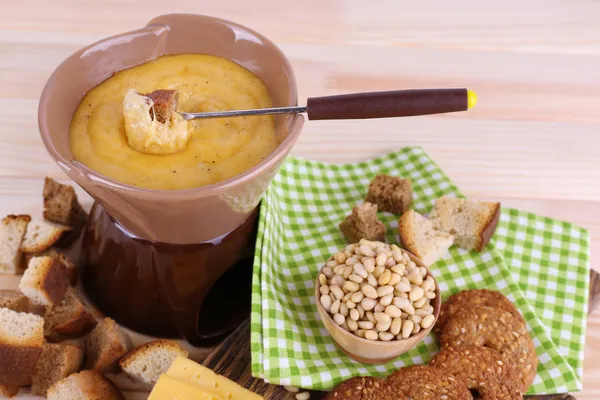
[202,269,600,400]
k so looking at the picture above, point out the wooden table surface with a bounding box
[1,0,599,398]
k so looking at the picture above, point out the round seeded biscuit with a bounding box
[435,289,523,334]
[430,345,523,399]
[324,376,396,400]
[387,365,472,400]
[438,305,538,392]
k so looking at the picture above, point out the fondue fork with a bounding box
[177,88,477,121]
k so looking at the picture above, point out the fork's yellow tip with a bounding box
[467,90,478,109]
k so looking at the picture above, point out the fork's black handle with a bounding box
[306,88,469,120]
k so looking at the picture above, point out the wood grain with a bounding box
[1,0,599,398]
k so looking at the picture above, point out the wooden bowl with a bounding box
[315,248,441,364]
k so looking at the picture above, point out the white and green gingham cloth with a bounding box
[250,147,590,394]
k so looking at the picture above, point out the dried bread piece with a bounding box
[0,289,28,312]
[145,89,179,123]
[0,308,44,385]
[19,255,70,307]
[119,339,188,388]
[32,343,84,396]
[47,370,124,400]
[429,196,500,252]
[339,202,386,243]
[398,209,453,266]
[84,317,131,373]
[25,249,77,285]
[44,288,97,342]
[43,177,87,228]
[0,214,31,274]
[366,174,412,214]
[21,218,71,253]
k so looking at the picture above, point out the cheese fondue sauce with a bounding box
[69,54,278,190]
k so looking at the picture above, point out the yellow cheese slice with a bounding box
[148,374,223,400]
[165,356,264,400]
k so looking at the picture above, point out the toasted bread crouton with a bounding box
[339,202,386,243]
[119,340,188,388]
[0,384,19,398]
[21,218,71,253]
[47,370,125,400]
[20,255,71,307]
[32,343,84,396]
[429,196,501,252]
[25,249,77,285]
[0,214,31,274]
[398,210,454,266]
[84,318,131,373]
[43,177,87,228]
[0,308,44,385]
[0,290,28,312]
[44,288,96,342]
[366,174,412,214]
[145,89,179,123]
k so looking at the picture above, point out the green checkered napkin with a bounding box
[250,147,589,394]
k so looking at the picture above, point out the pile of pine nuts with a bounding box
[318,240,437,341]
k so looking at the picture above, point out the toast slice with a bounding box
[32,343,84,396]
[44,288,97,342]
[19,255,70,307]
[47,370,125,400]
[0,214,31,274]
[398,210,454,266]
[84,317,131,373]
[0,289,28,312]
[119,339,188,388]
[429,196,501,252]
[0,308,44,385]
[21,218,71,254]
[145,89,179,123]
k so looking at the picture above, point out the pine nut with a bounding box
[330,299,341,314]
[333,252,347,264]
[374,312,391,324]
[374,304,385,313]
[376,253,387,266]
[379,332,394,341]
[413,297,428,309]
[348,274,364,284]
[366,312,376,324]
[385,305,402,318]
[356,329,366,338]
[342,292,353,302]
[392,249,403,262]
[419,266,427,278]
[350,308,360,321]
[390,264,405,275]
[373,265,385,279]
[361,284,378,299]
[357,305,365,319]
[344,249,353,259]
[331,285,344,300]
[340,303,349,317]
[426,291,436,299]
[425,305,434,314]
[410,315,422,324]
[365,330,378,340]
[347,319,358,332]
[347,300,357,310]
[363,258,375,272]
[352,263,368,278]
[322,267,334,278]
[421,314,435,329]
[394,281,411,292]
[409,287,425,302]
[343,281,360,292]
[379,294,393,307]
[412,323,421,334]
[415,308,431,317]
[343,266,354,279]
[296,392,310,400]
[422,276,434,292]
[367,273,378,287]
[407,271,423,285]
[388,273,401,286]
[399,292,409,299]
[331,275,345,287]
[378,270,391,285]
[318,274,327,286]
[358,321,374,329]
[390,318,402,335]
[385,257,396,267]
[359,245,375,257]
[377,285,394,297]
[402,320,414,338]
[333,313,345,325]
[284,385,300,393]
[333,265,344,275]
[361,298,377,311]
[345,256,359,266]
[320,295,332,312]
[376,320,391,332]
[326,260,338,268]
[351,291,364,303]
[320,285,330,296]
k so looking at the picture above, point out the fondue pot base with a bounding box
[78,203,258,347]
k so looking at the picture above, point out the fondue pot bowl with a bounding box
[38,14,304,346]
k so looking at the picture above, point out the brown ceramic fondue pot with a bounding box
[38,14,304,346]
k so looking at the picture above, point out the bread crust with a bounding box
[477,201,501,251]
[0,344,42,385]
[44,289,97,342]
[145,90,179,123]
[47,370,125,400]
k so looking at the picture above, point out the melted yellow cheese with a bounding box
[122,89,189,155]
[164,356,263,400]
[148,374,224,400]
[69,54,278,190]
